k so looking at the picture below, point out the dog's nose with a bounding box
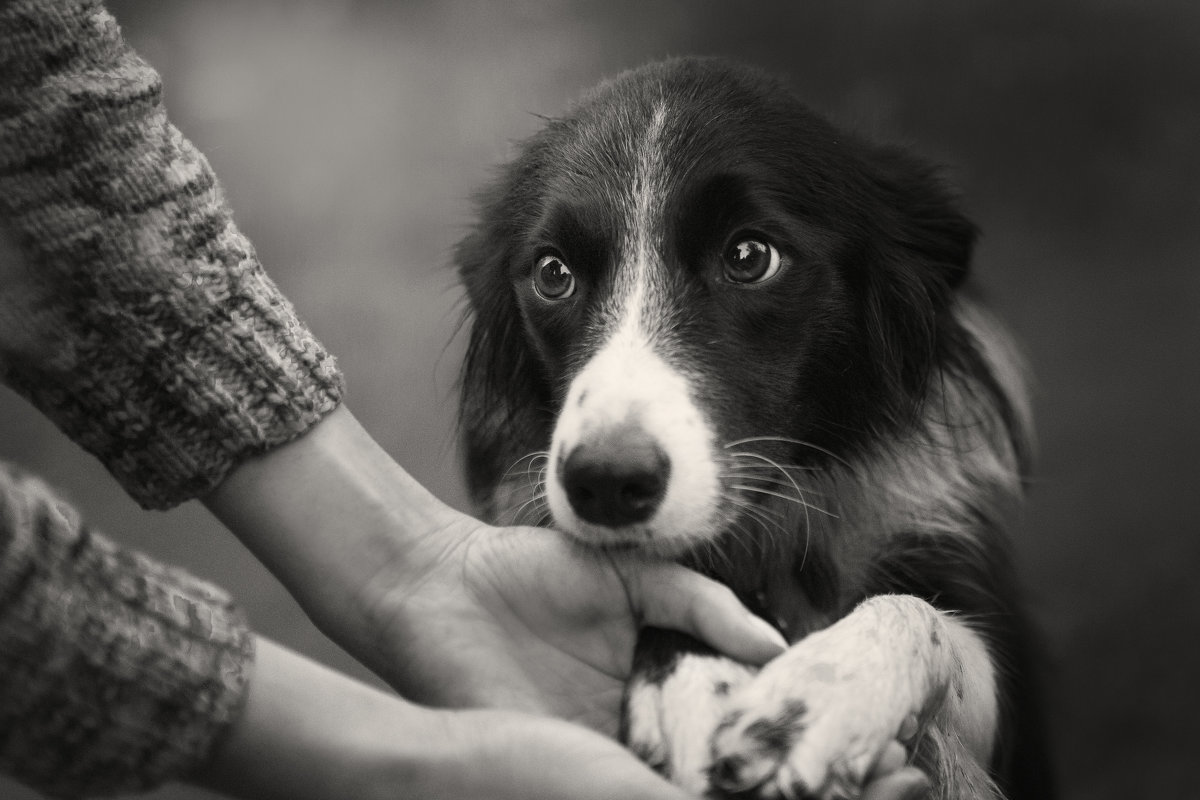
[561,427,670,527]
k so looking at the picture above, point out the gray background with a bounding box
[3,1,1197,798]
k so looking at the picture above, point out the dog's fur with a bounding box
[455,58,1053,800]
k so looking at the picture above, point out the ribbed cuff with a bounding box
[0,0,345,509]
[0,464,255,797]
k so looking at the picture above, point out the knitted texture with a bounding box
[0,0,345,509]
[0,462,254,797]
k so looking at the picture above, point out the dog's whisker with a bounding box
[725,451,807,496]
[716,517,758,566]
[723,436,854,470]
[708,536,739,573]
[719,472,830,497]
[726,450,820,571]
[730,485,838,520]
[737,496,790,535]
[500,451,551,486]
[530,460,550,492]
[724,495,787,556]
[501,467,547,488]
[723,456,822,473]
[509,490,550,527]
[731,513,774,556]
[730,497,788,526]
[727,496,790,544]
[735,490,828,570]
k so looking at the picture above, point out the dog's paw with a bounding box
[705,619,925,799]
[707,697,902,800]
[624,653,757,795]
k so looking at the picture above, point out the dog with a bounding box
[455,57,1053,800]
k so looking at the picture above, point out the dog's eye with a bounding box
[533,254,576,300]
[723,238,782,284]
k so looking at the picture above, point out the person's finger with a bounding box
[861,767,931,800]
[618,560,787,664]
[868,740,909,779]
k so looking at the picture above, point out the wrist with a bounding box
[203,405,464,668]
[196,637,460,800]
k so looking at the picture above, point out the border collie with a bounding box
[455,57,1053,800]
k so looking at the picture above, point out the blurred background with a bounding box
[3,1,1197,798]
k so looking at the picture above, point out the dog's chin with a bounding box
[553,516,712,559]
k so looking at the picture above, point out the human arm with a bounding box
[200,636,929,800]
[0,458,907,800]
[205,404,786,732]
[198,635,706,800]
[0,461,708,800]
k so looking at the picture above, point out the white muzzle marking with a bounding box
[545,314,721,552]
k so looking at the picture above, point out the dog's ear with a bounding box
[455,215,554,518]
[856,145,980,423]
[867,144,977,290]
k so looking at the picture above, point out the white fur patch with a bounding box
[625,653,756,794]
[544,317,721,552]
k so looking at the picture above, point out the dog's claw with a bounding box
[709,752,778,795]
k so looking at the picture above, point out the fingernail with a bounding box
[747,612,789,653]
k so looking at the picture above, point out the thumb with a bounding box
[616,559,787,664]
[862,767,931,800]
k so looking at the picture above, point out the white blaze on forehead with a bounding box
[545,100,723,551]
[629,102,669,288]
[601,100,670,341]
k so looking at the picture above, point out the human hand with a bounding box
[360,517,932,800]
[208,406,785,738]
[359,510,786,735]
[201,637,703,800]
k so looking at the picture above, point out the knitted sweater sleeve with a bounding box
[0,0,345,510]
[0,0,341,795]
[0,463,254,798]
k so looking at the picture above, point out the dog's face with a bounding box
[458,58,976,556]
